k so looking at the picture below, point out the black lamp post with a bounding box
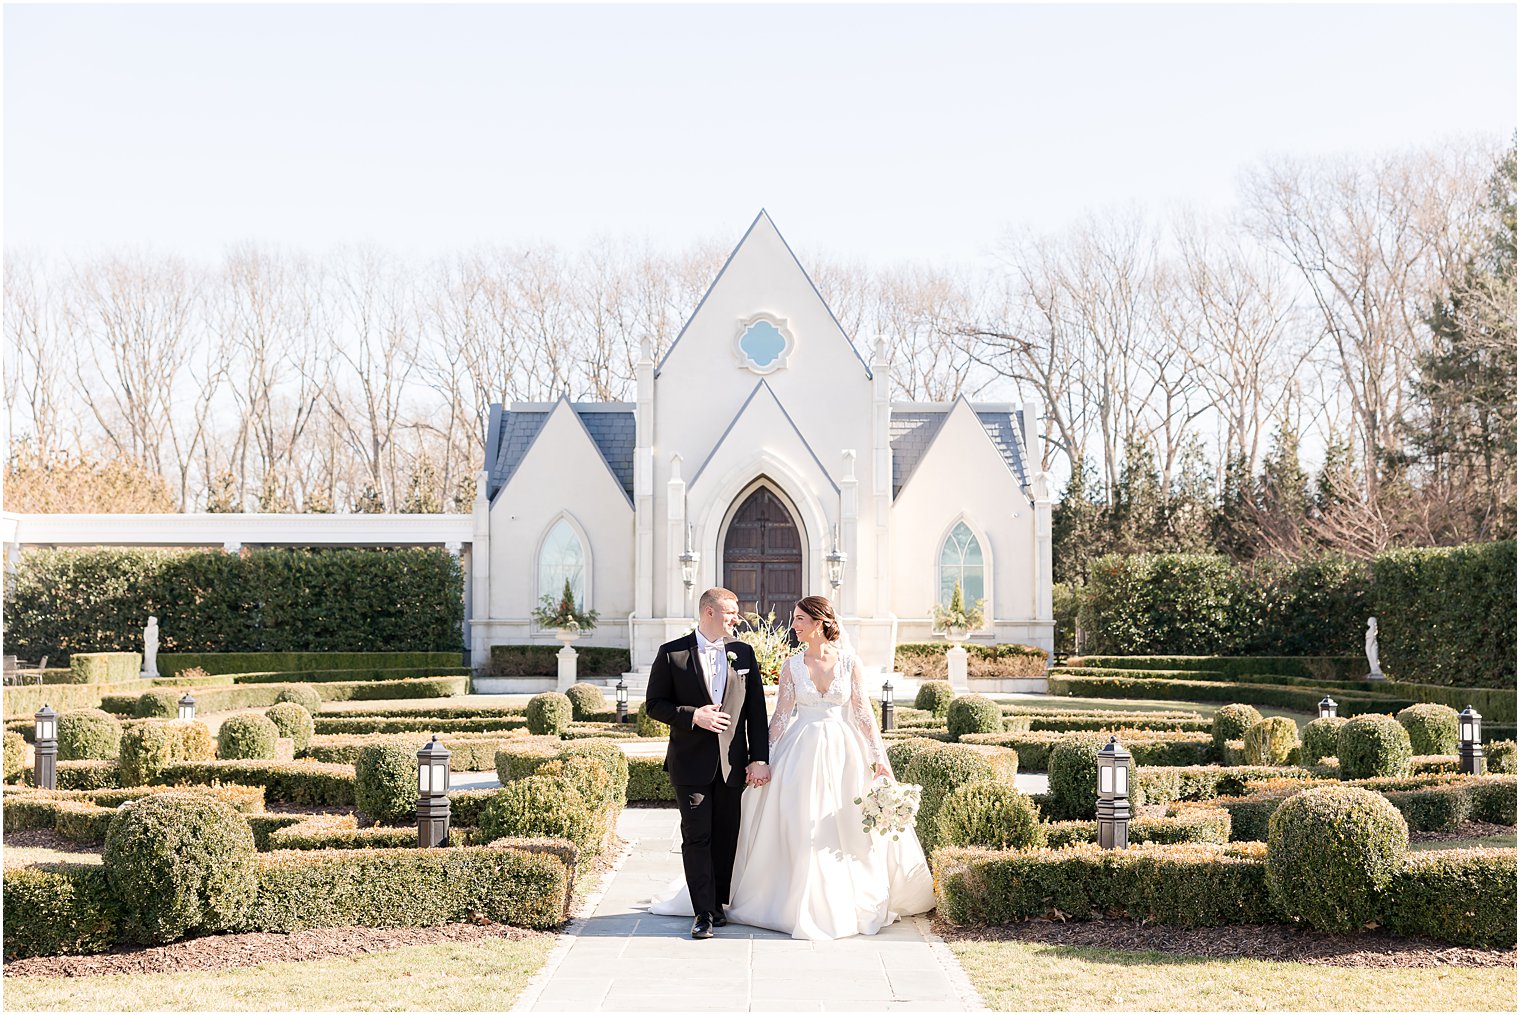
[880,681,895,732]
[34,704,57,790]
[1096,736,1131,850]
[1458,706,1485,776]
[1318,696,1337,720]
[416,735,452,847]
[616,679,629,724]
[178,693,197,721]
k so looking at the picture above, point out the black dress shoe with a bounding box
[691,912,715,939]
[712,907,728,928]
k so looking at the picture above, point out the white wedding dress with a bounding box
[648,648,937,940]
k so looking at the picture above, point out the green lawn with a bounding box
[995,692,1317,730]
[951,938,1517,1011]
[1411,832,1517,851]
[3,935,558,1011]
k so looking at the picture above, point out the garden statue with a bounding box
[1364,616,1383,680]
[141,615,160,678]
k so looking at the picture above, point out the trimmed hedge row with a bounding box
[960,731,1214,773]
[3,675,230,719]
[628,755,676,802]
[232,666,473,684]
[152,761,358,806]
[100,676,469,716]
[158,651,463,677]
[69,653,142,683]
[306,733,525,771]
[1049,672,1415,716]
[1044,805,1233,848]
[488,645,631,677]
[1072,656,1366,681]
[895,643,1048,679]
[1214,775,1517,841]
[313,715,527,736]
[317,705,526,720]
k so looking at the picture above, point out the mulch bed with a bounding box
[4,923,550,979]
[1409,820,1513,844]
[937,918,1515,968]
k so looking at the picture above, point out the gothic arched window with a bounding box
[538,519,586,607]
[938,521,984,611]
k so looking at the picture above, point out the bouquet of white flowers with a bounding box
[854,776,922,840]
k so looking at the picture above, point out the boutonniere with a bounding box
[726,651,738,665]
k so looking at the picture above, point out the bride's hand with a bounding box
[873,763,890,781]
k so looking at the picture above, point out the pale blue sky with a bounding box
[4,3,1515,264]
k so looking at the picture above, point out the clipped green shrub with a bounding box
[494,738,565,784]
[1383,848,1518,947]
[626,755,675,801]
[535,756,615,840]
[947,694,1003,740]
[1337,714,1413,780]
[134,690,181,719]
[56,708,122,761]
[2,864,123,958]
[103,792,258,943]
[526,692,573,736]
[118,723,182,786]
[564,683,608,721]
[914,680,955,718]
[479,775,597,853]
[70,652,142,683]
[155,760,356,806]
[561,739,630,807]
[1396,704,1460,756]
[273,684,323,713]
[354,743,418,824]
[1300,716,1348,766]
[1265,786,1409,934]
[1487,740,1517,775]
[4,730,25,782]
[55,760,122,790]
[1046,733,1110,821]
[1212,704,1263,759]
[935,779,1044,851]
[1242,716,1299,767]
[172,719,215,762]
[635,701,669,738]
[886,736,943,778]
[217,714,279,761]
[904,744,1002,853]
[264,703,314,753]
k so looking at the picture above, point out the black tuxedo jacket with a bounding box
[645,633,769,787]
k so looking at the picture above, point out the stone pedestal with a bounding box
[556,632,579,692]
[946,645,969,693]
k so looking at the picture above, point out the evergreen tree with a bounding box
[1110,436,1166,554]
[204,470,242,513]
[1051,453,1107,583]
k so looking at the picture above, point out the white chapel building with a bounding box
[468,211,1054,680]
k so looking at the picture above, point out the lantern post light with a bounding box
[178,693,197,721]
[826,527,847,594]
[1096,736,1131,850]
[33,704,57,791]
[880,681,895,732]
[1318,696,1337,720]
[679,525,700,594]
[616,679,629,724]
[1458,706,1485,776]
[416,735,453,847]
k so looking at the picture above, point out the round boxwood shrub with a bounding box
[562,739,629,806]
[355,742,418,824]
[537,753,614,814]
[1212,703,1262,759]
[947,694,1003,740]
[264,703,314,753]
[526,692,573,736]
[1243,716,1300,767]
[1337,713,1413,780]
[134,690,181,719]
[103,791,257,943]
[886,736,943,778]
[273,684,322,713]
[1046,733,1110,821]
[1266,785,1408,934]
[935,779,1045,851]
[904,743,1000,852]
[494,737,566,784]
[1300,716,1348,766]
[57,708,123,761]
[3,730,25,782]
[119,723,182,786]
[217,714,279,761]
[914,680,955,719]
[1487,739,1517,775]
[479,774,597,853]
[635,701,669,738]
[565,682,608,721]
[171,719,215,762]
[1396,704,1459,756]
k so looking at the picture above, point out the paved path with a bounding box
[514,808,984,1013]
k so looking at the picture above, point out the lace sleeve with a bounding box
[768,654,797,749]
[845,653,888,771]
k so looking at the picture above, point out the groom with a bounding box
[645,586,770,939]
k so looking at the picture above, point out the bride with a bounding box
[650,595,937,939]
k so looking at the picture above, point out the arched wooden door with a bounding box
[722,486,803,621]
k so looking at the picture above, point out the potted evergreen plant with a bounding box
[531,578,599,643]
[932,579,984,641]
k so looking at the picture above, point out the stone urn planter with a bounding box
[554,626,580,690]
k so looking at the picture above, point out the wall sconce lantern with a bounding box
[33,704,57,791]
[1458,706,1485,776]
[1318,696,1337,720]
[417,735,452,847]
[1096,736,1131,850]
[825,527,847,594]
[679,525,700,593]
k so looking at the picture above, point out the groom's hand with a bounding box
[692,704,731,733]
[746,761,770,787]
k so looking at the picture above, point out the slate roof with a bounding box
[889,405,1030,499]
[485,403,635,501]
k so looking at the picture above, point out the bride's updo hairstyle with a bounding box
[796,596,841,642]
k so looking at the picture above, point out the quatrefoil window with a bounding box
[735,314,795,374]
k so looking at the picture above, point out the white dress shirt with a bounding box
[695,630,728,703]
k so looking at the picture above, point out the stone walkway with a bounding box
[513,808,984,1013]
